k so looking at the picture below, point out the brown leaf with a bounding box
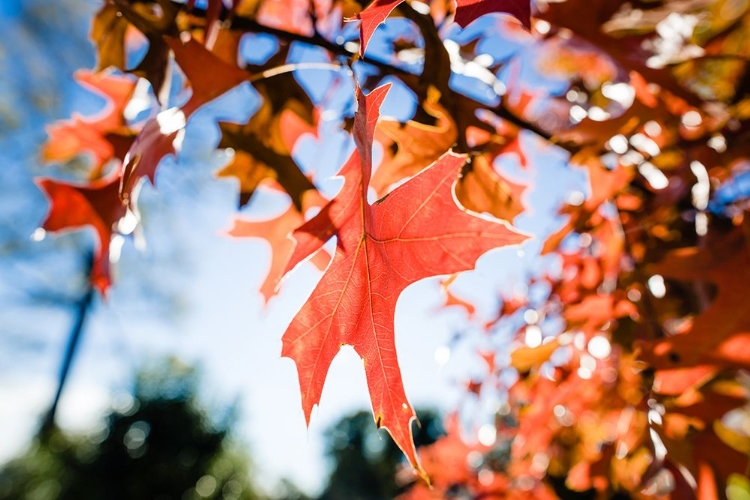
[456,155,527,223]
[371,89,457,197]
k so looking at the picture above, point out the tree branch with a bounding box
[160,0,554,147]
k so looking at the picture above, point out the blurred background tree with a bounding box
[0,359,262,500]
[0,354,447,500]
[317,410,443,500]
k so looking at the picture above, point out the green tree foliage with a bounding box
[0,360,260,500]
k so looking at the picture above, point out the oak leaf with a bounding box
[93,0,179,99]
[90,3,130,74]
[355,0,402,56]
[43,71,136,175]
[226,182,331,303]
[455,155,528,223]
[372,94,457,197]
[37,174,127,295]
[641,222,750,377]
[281,84,528,477]
[217,150,276,208]
[218,44,318,208]
[439,284,476,318]
[120,37,249,202]
[454,0,531,29]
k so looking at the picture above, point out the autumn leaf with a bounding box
[510,338,560,373]
[120,37,249,202]
[226,182,331,303]
[438,284,476,318]
[217,61,318,209]
[354,0,403,56]
[454,0,531,29]
[397,415,489,498]
[119,112,181,204]
[167,37,250,117]
[36,174,126,296]
[564,293,636,336]
[280,84,528,478]
[455,155,528,223]
[468,112,530,170]
[43,70,136,175]
[542,158,632,254]
[217,150,277,208]
[90,3,130,73]
[372,91,457,197]
[93,0,179,99]
[640,222,750,374]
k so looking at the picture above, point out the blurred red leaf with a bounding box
[372,95,457,197]
[439,285,476,318]
[641,222,750,373]
[43,71,136,175]
[454,0,530,29]
[456,155,528,223]
[37,174,126,295]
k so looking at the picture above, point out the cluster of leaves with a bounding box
[37,0,529,480]
[36,0,750,498]
[397,2,750,499]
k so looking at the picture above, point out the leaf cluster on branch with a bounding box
[36,0,750,497]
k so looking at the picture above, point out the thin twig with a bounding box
[249,61,344,82]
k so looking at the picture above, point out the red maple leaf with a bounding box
[455,0,531,30]
[280,84,528,477]
[37,174,127,295]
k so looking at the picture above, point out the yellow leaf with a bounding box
[510,339,560,372]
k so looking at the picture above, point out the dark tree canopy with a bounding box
[0,361,260,500]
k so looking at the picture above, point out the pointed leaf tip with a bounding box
[355,0,404,56]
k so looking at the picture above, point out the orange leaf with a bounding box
[227,184,330,303]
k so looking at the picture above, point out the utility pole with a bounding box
[39,253,95,435]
